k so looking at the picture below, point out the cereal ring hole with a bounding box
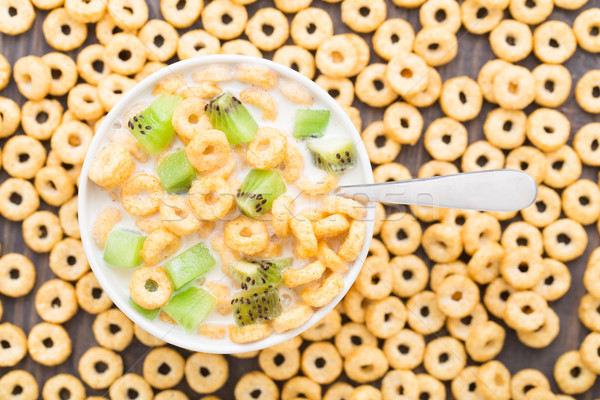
[461,315,472,325]
[95,361,108,373]
[549,38,559,48]
[570,366,581,378]
[373,79,384,91]
[552,160,563,170]
[398,344,409,354]
[315,357,326,368]
[153,35,165,48]
[9,268,19,279]
[544,275,554,285]
[451,291,462,301]
[144,279,158,292]
[420,306,429,317]
[557,233,571,244]
[36,111,48,124]
[328,89,340,98]
[525,0,535,8]
[401,68,413,78]
[51,297,61,307]
[351,335,363,345]
[221,14,233,24]
[109,324,121,334]
[403,270,413,280]
[396,228,408,240]
[18,153,29,163]
[127,389,139,399]
[200,366,210,377]
[92,60,105,73]
[579,196,590,206]
[521,305,533,314]
[506,36,516,46]
[8,7,17,17]
[43,337,53,348]
[92,287,103,299]
[591,139,598,151]
[516,237,528,246]
[1,340,10,348]
[535,201,546,213]
[438,352,449,363]
[119,50,132,61]
[435,9,446,22]
[476,8,488,19]
[61,25,71,36]
[476,155,488,167]
[9,192,22,205]
[499,290,510,301]
[518,262,529,273]
[12,386,23,395]
[158,362,171,374]
[261,24,274,36]
[593,86,600,98]
[274,353,285,365]
[250,389,262,398]
[59,388,71,400]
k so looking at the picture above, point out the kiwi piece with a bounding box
[164,243,216,291]
[103,230,145,268]
[232,285,282,327]
[236,169,286,218]
[129,298,159,320]
[293,109,330,139]
[231,258,292,290]
[156,149,196,193]
[306,137,357,174]
[128,94,182,156]
[206,92,258,145]
[162,287,215,332]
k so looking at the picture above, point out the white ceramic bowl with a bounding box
[79,55,375,353]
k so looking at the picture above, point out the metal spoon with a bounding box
[336,169,537,212]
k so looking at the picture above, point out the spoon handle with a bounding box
[336,169,538,212]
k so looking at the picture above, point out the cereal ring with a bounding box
[490,19,532,62]
[105,33,147,75]
[78,346,123,389]
[129,266,173,309]
[185,129,230,172]
[580,332,600,375]
[451,366,481,400]
[500,247,544,289]
[505,147,546,186]
[77,45,111,86]
[184,353,228,394]
[301,309,341,341]
[404,67,441,108]
[201,0,247,40]
[13,56,51,101]
[23,211,63,253]
[27,322,71,366]
[95,13,136,46]
[107,0,148,29]
[76,271,113,314]
[354,63,398,107]
[98,74,136,112]
[483,277,515,320]
[48,238,88,281]
[389,255,427,298]
[365,296,406,339]
[576,69,600,113]
[177,29,220,59]
[382,329,425,371]
[383,103,423,147]
[34,166,74,207]
[301,342,342,384]
[344,345,388,383]
[259,346,300,381]
[436,274,479,319]
[0,323,27,367]
[301,272,344,307]
[533,258,570,302]
[0,253,36,297]
[440,76,482,121]
[501,220,544,255]
[422,223,462,263]
[542,218,587,262]
[407,290,446,335]
[92,208,122,250]
[386,52,429,97]
[21,99,63,141]
[419,0,460,33]
[0,0,35,35]
[381,212,421,256]
[423,336,466,381]
[159,195,200,236]
[372,18,414,62]
[478,59,511,104]
[461,140,504,173]
[35,279,77,323]
[142,347,184,389]
[335,321,377,357]
[0,370,38,399]
[289,215,318,258]
[234,371,278,400]
[246,127,286,170]
[225,216,269,255]
[562,179,600,225]
[315,35,358,79]
[0,53,8,90]
[466,242,503,285]
[315,75,354,106]
[492,64,535,111]
[505,290,548,332]
[120,174,163,216]
[64,0,106,22]
[245,8,289,52]
[574,122,600,166]
[447,302,488,342]
[532,63,571,108]
[544,145,582,189]
[417,117,466,163]
[477,361,511,400]
[361,121,401,165]
[430,261,467,293]
[510,0,553,24]
[554,351,596,395]
[511,369,550,400]
[0,178,40,222]
[461,212,501,255]
[281,376,320,400]
[134,323,166,347]
[526,108,569,152]
[67,84,104,120]
[341,0,386,33]
[160,0,202,28]
[93,308,134,351]
[461,0,503,34]
[290,8,333,51]
[43,8,87,51]
[0,97,21,138]
[464,320,504,363]
[189,177,234,221]
[533,21,576,64]
[381,370,418,400]
[574,8,600,53]
[414,27,458,67]
[141,228,181,266]
[354,256,392,300]
[109,374,153,400]
[138,19,178,62]
[42,374,85,400]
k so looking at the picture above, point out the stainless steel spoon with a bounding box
[336,169,537,212]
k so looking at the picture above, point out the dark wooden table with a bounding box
[1,0,599,398]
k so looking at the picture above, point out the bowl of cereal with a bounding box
[79,55,375,353]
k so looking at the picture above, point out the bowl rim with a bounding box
[79,54,375,353]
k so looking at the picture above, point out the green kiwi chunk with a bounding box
[206,92,258,145]
[128,94,182,156]
[164,243,216,291]
[129,298,159,320]
[236,169,286,218]
[293,109,330,139]
[306,137,357,174]
[162,287,215,332]
[156,149,196,193]
[103,230,145,268]
[231,258,292,290]
[232,285,281,327]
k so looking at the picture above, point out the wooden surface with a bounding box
[1,0,600,398]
